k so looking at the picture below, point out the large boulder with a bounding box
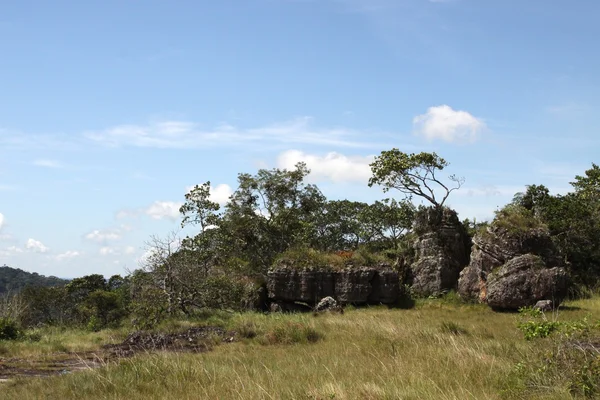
[458,206,569,309]
[410,207,470,296]
[486,254,569,310]
[267,266,402,307]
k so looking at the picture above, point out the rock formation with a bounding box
[458,207,569,309]
[267,266,404,308]
[409,207,471,297]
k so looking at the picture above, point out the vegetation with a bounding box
[0,297,598,399]
[0,265,68,294]
[1,150,599,398]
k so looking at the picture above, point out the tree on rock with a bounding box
[368,149,463,209]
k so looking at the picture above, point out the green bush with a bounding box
[0,317,22,341]
[260,321,322,345]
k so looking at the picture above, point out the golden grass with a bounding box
[1,298,599,400]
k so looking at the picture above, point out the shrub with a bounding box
[0,317,22,341]
[261,321,322,345]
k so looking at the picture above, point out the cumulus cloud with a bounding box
[26,238,50,253]
[277,150,374,183]
[145,201,182,221]
[84,229,122,243]
[413,105,485,143]
[85,117,381,149]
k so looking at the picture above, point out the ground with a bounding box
[1,296,599,399]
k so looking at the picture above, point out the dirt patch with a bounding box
[103,326,235,357]
[0,326,236,382]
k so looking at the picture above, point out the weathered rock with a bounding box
[458,216,564,303]
[486,254,569,310]
[410,207,470,297]
[334,268,376,303]
[534,300,554,312]
[314,296,342,313]
[267,266,402,307]
[266,267,334,303]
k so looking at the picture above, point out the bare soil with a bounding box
[0,326,235,382]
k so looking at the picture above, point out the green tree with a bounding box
[369,149,463,208]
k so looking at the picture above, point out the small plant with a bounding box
[261,321,322,345]
[0,317,22,341]
[517,320,560,340]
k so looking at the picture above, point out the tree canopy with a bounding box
[368,149,464,208]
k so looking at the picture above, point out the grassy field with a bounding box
[1,296,599,400]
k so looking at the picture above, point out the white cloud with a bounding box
[26,238,50,253]
[55,250,80,261]
[6,245,23,254]
[99,247,118,256]
[115,209,140,219]
[85,229,122,243]
[210,184,233,205]
[85,117,381,149]
[145,201,182,221]
[124,246,136,255]
[277,150,374,183]
[33,159,63,168]
[413,105,486,143]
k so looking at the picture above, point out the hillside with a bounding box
[0,265,69,294]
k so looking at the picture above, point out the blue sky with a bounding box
[1,0,598,278]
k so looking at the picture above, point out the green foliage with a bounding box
[260,321,322,345]
[492,204,546,236]
[369,149,464,208]
[0,317,22,340]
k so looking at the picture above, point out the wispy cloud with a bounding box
[145,201,182,221]
[84,117,382,149]
[84,229,122,244]
[546,102,590,118]
[33,159,64,168]
[413,105,486,143]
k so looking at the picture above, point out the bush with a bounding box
[260,321,322,345]
[0,317,22,341]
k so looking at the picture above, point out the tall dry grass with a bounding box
[1,297,599,399]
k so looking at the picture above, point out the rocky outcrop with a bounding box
[267,266,404,307]
[458,207,569,310]
[410,207,470,297]
[486,255,568,310]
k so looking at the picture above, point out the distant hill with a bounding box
[0,265,69,294]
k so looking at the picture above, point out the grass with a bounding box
[1,298,599,399]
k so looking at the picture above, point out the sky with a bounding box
[1,0,598,278]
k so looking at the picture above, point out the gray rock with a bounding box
[533,300,554,312]
[314,296,342,313]
[410,207,470,297]
[267,266,402,306]
[486,254,569,310]
[458,221,563,303]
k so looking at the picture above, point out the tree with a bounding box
[180,182,222,232]
[222,162,326,272]
[369,149,463,209]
